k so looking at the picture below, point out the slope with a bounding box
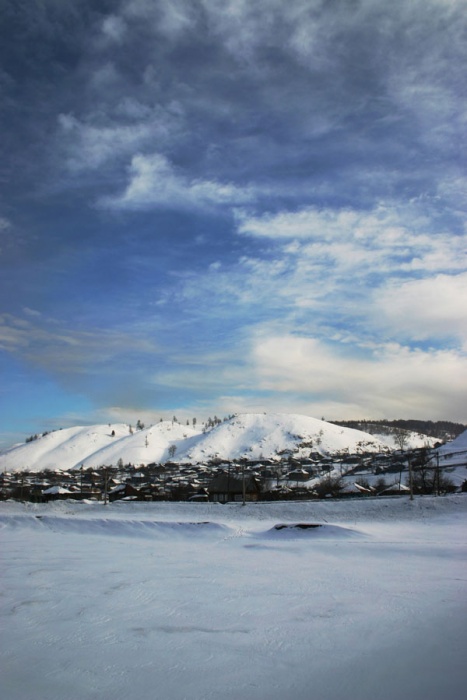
[0,413,438,473]
[176,413,393,463]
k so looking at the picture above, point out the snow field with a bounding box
[1,496,466,700]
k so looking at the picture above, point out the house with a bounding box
[378,483,410,496]
[42,485,73,501]
[109,483,141,502]
[208,473,262,503]
[285,469,311,482]
[339,482,374,497]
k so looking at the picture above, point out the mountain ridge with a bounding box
[0,413,440,473]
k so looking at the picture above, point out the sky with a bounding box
[1,0,466,448]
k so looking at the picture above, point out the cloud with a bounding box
[22,307,42,318]
[374,273,467,344]
[100,153,256,211]
[123,0,197,36]
[237,203,466,277]
[100,14,127,44]
[0,313,160,378]
[250,330,467,420]
[57,113,172,173]
[172,200,466,373]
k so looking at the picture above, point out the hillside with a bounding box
[176,413,435,463]
[0,413,439,473]
[436,428,467,466]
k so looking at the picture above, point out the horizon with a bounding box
[1,1,466,449]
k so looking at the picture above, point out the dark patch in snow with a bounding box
[274,522,322,530]
[260,522,367,540]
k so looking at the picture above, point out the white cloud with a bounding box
[250,330,467,420]
[373,273,467,343]
[237,203,466,276]
[101,153,255,211]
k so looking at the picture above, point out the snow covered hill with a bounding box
[176,413,396,463]
[436,428,467,467]
[0,413,438,473]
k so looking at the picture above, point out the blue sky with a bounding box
[1,0,466,447]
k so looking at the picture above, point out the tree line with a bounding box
[330,419,465,442]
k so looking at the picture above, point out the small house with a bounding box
[208,473,262,503]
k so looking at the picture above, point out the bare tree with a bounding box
[392,427,409,451]
[313,475,343,498]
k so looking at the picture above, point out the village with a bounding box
[1,445,461,504]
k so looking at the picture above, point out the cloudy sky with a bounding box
[1,0,466,447]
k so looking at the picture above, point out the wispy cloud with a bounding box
[100,153,256,211]
[0,313,160,377]
[100,14,128,45]
[56,112,175,173]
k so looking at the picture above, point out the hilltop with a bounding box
[0,413,439,473]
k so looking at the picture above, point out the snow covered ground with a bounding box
[1,496,466,700]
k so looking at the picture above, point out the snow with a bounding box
[0,413,438,473]
[42,485,72,495]
[1,496,466,700]
[437,428,467,467]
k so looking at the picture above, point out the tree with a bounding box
[374,477,388,494]
[355,477,371,490]
[410,462,456,494]
[392,427,409,451]
[168,444,177,459]
[313,476,343,498]
[136,419,144,431]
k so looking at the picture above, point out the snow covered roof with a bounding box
[43,485,72,495]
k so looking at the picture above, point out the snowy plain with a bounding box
[1,495,466,700]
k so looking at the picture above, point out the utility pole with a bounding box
[103,467,109,505]
[242,462,246,506]
[408,455,414,501]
